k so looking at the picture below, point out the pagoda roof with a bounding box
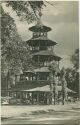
[27,37,57,46]
[29,25,51,32]
[11,80,76,93]
[20,85,74,93]
[32,50,62,61]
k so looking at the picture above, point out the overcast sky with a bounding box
[3,1,79,69]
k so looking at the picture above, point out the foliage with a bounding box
[1,6,32,89]
[65,68,79,94]
[65,49,79,96]
[1,6,21,75]
[71,49,79,71]
[48,61,60,104]
[48,61,60,75]
[60,67,67,105]
[1,1,45,89]
[6,1,44,23]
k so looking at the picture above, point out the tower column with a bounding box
[58,60,59,68]
[38,55,40,66]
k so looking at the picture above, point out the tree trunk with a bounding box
[62,87,65,105]
[54,75,58,105]
[61,77,67,105]
[49,72,58,105]
[49,72,53,104]
[79,77,80,100]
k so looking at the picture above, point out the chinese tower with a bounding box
[5,12,63,105]
[19,13,62,104]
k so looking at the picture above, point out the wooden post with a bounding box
[38,55,39,66]
[61,69,67,105]
[54,74,59,105]
[6,71,10,90]
[49,72,53,104]
[37,92,39,104]
[32,76,33,81]
[7,91,10,97]
[47,92,49,105]
[79,75,80,101]
[58,60,59,68]
[32,92,34,104]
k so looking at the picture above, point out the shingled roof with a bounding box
[32,50,62,61]
[21,85,75,93]
[27,37,57,46]
[29,25,51,32]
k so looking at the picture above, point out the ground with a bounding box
[1,101,80,125]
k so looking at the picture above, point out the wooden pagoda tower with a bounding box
[17,14,62,105]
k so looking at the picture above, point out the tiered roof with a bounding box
[32,50,61,61]
[27,19,57,47]
[27,37,57,46]
[25,18,62,78]
[29,25,51,32]
[18,16,62,91]
[11,84,75,93]
[21,85,74,93]
[29,20,51,32]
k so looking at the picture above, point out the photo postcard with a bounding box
[1,0,80,125]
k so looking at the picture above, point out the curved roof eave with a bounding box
[29,25,52,32]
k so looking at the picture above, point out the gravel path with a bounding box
[1,102,80,124]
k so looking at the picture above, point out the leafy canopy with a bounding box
[6,1,44,23]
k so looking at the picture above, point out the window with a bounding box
[25,77,29,80]
[39,74,47,80]
[44,62,47,66]
[43,32,47,37]
[33,32,40,38]
[33,32,47,38]
[16,92,21,99]
[39,46,47,50]
[30,47,32,50]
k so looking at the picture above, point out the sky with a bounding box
[2,1,79,69]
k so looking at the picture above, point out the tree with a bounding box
[65,49,79,98]
[48,61,60,105]
[1,6,31,89]
[71,49,79,71]
[1,1,45,90]
[1,6,20,89]
[60,68,67,105]
[5,1,44,23]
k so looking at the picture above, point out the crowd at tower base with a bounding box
[1,16,77,105]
